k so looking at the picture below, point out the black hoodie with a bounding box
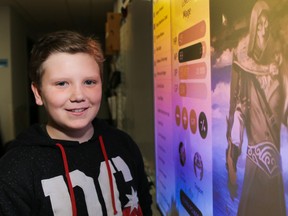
[0,118,152,216]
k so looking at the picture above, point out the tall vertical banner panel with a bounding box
[153,0,288,215]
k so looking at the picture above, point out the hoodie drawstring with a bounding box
[56,136,118,216]
[99,135,118,215]
[56,143,77,216]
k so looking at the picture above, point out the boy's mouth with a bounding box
[67,108,88,113]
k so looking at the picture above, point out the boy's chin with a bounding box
[65,122,94,130]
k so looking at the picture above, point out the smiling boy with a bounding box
[0,30,152,216]
[31,52,102,143]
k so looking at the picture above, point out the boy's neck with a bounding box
[45,123,94,143]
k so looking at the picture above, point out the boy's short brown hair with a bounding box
[29,30,105,87]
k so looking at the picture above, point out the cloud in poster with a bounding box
[212,82,230,119]
[213,48,233,69]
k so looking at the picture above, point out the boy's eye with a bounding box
[56,81,68,86]
[84,80,97,85]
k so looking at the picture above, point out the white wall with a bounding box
[113,2,158,214]
[0,7,14,143]
[0,7,29,143]
[114,0,154,166]
[10,7,29,139]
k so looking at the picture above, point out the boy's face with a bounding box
[32,52,102,136]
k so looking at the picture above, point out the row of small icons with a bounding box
[175,105,208,139]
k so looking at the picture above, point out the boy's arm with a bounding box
[133,146,153,216]
[0,153,33,216]
[0,180,32,215]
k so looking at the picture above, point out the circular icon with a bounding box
[193,152,203,180]
[175,105,181,126]
[179,141,186,166]
[190,109,197,134]
[182,107,188,130]
[198,112,208,139]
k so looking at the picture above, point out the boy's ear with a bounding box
[31,82,43,106]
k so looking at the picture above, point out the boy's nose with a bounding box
[70,86,85,102]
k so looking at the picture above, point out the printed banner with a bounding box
[153,0,288,215]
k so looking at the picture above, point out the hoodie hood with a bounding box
[9,124,53,148]
[7,118,110,150]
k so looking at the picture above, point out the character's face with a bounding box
[32,52,102,138]
[257,13,269,48]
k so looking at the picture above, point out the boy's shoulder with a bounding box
[6,124,52,151]
[93,118,138,148]
[93,118,131,137]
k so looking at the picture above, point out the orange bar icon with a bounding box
[178,20,206,46]
[179,82,207,99]
[179,62,207,80]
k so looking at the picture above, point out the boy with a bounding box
[0,30,152,216]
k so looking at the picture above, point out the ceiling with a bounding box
[0,0,115,38]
